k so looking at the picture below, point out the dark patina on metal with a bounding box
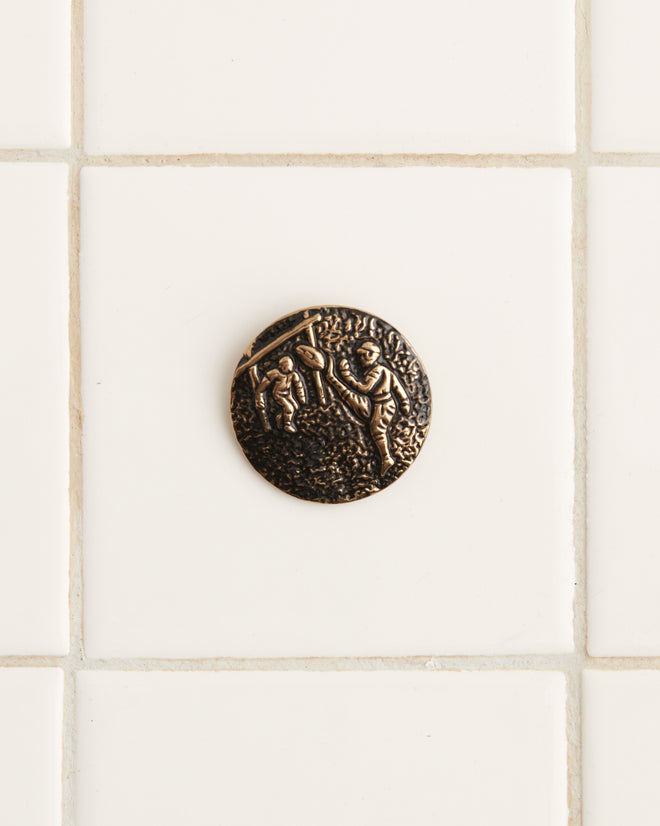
[231,306,431,503]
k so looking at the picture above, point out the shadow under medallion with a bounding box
[230,306,432,504]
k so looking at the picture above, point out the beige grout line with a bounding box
[567,0,592,824]
[47,151,578,168]
[0,149,578,167]
[2,148,660,167]
[62,158,82,826]
[584,656,660,669]
[0,656,68,668]
[72,654,578,671]
[568,177,588,824]
[61,1,85,825]
[4,652,660,671]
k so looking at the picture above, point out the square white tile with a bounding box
[81,166,574,658]
[584,670,660,826]
[76,670,567,826]
[587,168,660,655]
[84,0,575,154]
[0,0,70,148]
[0,164,69,655]
[592,0,660,151]
[0,668,63,826]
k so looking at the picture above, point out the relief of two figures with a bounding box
[254,339,410,476]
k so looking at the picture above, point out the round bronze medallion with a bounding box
[231,306,431,503]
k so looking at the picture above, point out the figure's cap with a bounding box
[357,339,380,355]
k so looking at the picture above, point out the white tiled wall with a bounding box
[591,0,660,150]
[0,0,71,148]
[84,0,575,154]
[0,164,69,655]
[583,671,660,826]
[0,669,63,826]
[587,169,660,656]
[77,671,567,826]
[1,0,659,824]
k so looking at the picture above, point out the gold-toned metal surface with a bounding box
[231,306,431,503]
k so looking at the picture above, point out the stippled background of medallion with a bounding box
[231,306,432,503]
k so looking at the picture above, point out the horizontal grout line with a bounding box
[0,148,659,168]
[0,149,572,167]
[584,656,660,670]
[66,152,578,168]
[591,152,660,167]
[78,654,578,671]
[2,653,659,671]
[0,655,68,668]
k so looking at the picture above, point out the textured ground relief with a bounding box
[231,306,432,503]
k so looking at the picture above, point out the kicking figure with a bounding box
[255,356,306,433]
[326,339,410,475]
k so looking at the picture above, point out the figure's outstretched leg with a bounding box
[370,401,396,475]
[325,357,370,420]
[281,399,297,433]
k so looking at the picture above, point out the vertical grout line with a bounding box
[70,0,85,152]
[62,1,85,825]
[62,158,82,826]
[568,0,591,824]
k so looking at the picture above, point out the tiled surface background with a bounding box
[1,0,659,824]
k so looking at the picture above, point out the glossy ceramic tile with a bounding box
[592,0,660,151]
[587,169,660,655]
[81,166,574,658]
[0,165,69,655]
[0,669,63,826]
[77,670,566,826]
[0,0,70,148]
[584,670,660,826]
[84,0,575,154]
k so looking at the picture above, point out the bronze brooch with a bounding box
[231,306,431,503]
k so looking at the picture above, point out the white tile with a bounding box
[0,669,63,826]
[587,169,660,655]
[77,670,566,826]
[81,166,574,658]
[592,0,660,151]
[84,0,575,154]
[584,670,660,826]
[0,0,70,148]
[0,165,69,655]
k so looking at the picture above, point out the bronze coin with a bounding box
[231,306,432,503]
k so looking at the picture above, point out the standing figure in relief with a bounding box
[255,356,307,433]
[325,339,410,474]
